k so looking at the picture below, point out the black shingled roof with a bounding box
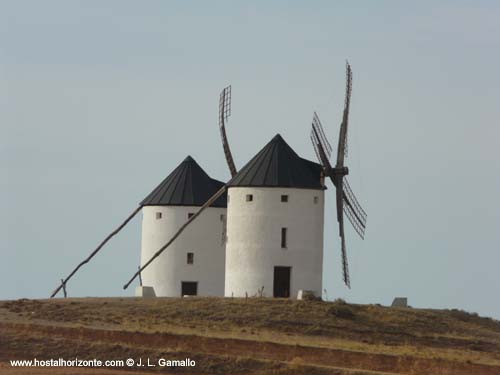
[141,156,227,207]
[228,134,324,189]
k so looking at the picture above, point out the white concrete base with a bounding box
[297,290,316,300]
[135,286,156,297]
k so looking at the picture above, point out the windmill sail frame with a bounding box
[219,85,237,177]
[309,61,366,288]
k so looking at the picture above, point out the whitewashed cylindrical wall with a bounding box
[140,205,226,297]
[224,187,324,298]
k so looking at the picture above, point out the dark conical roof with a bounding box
[228,134,324,189]
[141,156,227,207]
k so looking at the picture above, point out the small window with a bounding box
[188,212,194,219]
[246,194,253,202]
[156,212,162,219]
[181,281,197,296]
[220,214,225,221]
[281,227,287,248]
[281,195,288,202]
[313,196,319,204]
[187,252,194,265]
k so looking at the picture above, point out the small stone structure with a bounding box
[135,286,156,297]
[391,297,408,307]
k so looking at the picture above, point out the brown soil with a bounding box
[1,297,499,375]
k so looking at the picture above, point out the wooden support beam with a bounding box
[50,206,142,298]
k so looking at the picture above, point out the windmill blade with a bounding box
[310,132,322,165]
[123,185,227,290]
[344,178,366,219]
[219,85,237,177]
[313,124,350,286]
[336,179,351,288]
[310,119,334,173]
[343,178,367,239]
[336,61,353,168]
[312,112,332,160]
[343,195,366,239]
[340,233,350,288]
[327,173,351,287]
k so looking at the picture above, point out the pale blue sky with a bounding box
[1,1,499,318]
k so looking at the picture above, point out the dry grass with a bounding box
[1,297,500,374]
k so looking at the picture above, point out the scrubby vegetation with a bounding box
[1,297,500,374]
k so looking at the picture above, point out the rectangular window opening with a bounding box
[187,252,194,265]
[281,195,289,202]
[246,194,253,202]
[281,227,287,248]
[313,196,319,204]
[156,212,162,219]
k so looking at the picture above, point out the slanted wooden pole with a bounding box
[123,185,227,290]
[50,206,142,298]
[61,279,67,298]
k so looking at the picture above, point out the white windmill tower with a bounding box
[224,134,326,298]
[139,156,227,297]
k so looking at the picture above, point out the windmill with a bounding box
[123,85,237,290]
[310,62,367,288]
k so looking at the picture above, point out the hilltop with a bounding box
[1,297,499,374]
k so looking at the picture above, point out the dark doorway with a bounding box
[273,266,291,298]
[181,281,198,296]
